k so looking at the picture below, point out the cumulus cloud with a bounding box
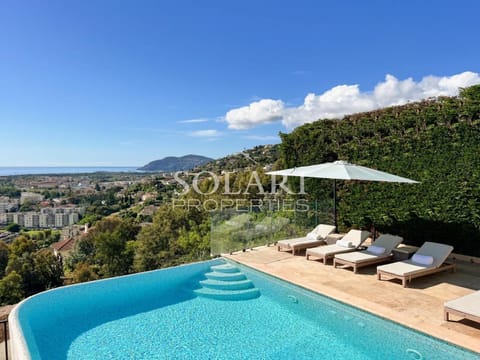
[225,99,285,130]
[282,85,375,128]
[224,71,480,130]
[188,129,222,137]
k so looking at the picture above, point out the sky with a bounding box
[1,0,479,167]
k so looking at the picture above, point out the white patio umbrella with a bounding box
[267,160,418,232]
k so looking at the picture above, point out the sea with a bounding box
[0,167,142,176]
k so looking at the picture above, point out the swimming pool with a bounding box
[9,258,479,359]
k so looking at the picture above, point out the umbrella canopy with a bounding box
[267,160,418,231]
[267,160,418,183]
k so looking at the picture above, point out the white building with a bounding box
[55,213,69,228]
[20,192,44,205]
[0,213,13,225]
[1,206,84,229]
[24,213,40,228]
[0,202,18,213]
[39,214,54,228]
[68,213,79,224]
[12,213,24,226]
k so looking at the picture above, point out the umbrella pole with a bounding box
[333,179,337,232]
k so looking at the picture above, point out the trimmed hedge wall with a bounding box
[279,86,480,256]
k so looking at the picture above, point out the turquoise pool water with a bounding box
[14,258,479,360]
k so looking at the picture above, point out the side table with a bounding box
[392,245,418,261]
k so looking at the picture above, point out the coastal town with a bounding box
[0,172,172,246]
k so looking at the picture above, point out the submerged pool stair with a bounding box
[194,263,260,301]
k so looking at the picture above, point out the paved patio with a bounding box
[224,245,480,354]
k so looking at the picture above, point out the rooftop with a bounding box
[51,238,76,253]
[225,245,480,354]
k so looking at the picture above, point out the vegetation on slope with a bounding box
[0,236,63,305]
[197,144,279,173]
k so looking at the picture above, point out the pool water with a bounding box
[14,259,479,360]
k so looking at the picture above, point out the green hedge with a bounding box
[278,85,480,256]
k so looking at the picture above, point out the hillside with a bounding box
[139,154,213,172]
[196,144,279,172]
[277,85,480,256]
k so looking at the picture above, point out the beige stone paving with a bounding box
[224,245,480,354]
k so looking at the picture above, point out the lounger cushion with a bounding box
[313,224,336,239]
[307,244,357,257]
[370,234,403,253]
[277,237,306,247]
[279,224,336,246]
[377,260,431,276]
[411,254,434,266]
[414,242,453,268]
[340,230,371,248]
[335,251,385,263]
[290,238,323,247]
[367,245,386,255]
[445,291,480,318]
[336,239,354,248]
[306,229,371,259]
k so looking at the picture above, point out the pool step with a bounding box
[199,278,254,291]
[195,263,260,301]
[210,264,240,273]
[205,271,247,282]
[194,287,260,301]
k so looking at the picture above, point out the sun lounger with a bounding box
[306,229,371,264]
[444,290,480,323]
[333,234,403,273]
[377,242,455,287]
[277,224,336,255]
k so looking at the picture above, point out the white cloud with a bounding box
[225,99,285,130]
[282,85,375,128]
[224,71,480,130]
[188,129,222,137]
[178,118,209,124]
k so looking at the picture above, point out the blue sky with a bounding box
[1,0,479,166]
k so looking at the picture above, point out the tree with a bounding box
[0,185,20,198]
[19,200,36,212]
[72,263,98,283]
[78,214,101,226]
[66,217,140,278]
[0,271,24,305]
[175,225,210,262]
[0,241,8,278]
[134,206,208,271]
[94,232,133,277]
[65,236,95,271]
[33,250,64,290]
[6,223,21,233]
[8,236,37,258]
[6,236,63,296]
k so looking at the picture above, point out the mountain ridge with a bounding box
[138,154,213,172]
